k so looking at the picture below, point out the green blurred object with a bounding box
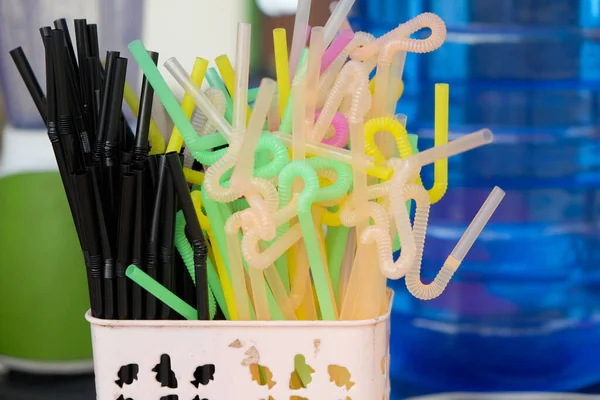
[0,172,92,368]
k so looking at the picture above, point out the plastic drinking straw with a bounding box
[191,191,237,320]
[392,133,418,253]
[248,87,260,102]
[9,47,47,125]
[372,15,447,117]
[323,0,355,47]
[292,77,307,161]
[163,57,233,143]
[271,131,392,179]
[289,0,311,79]
[231,79,276,191]
[305,27,325,134]
[280,48,310,134]
[364,117,418,167]
[326,225,349,307]
[174,212,218,320]
[201,187,253,320]
[311,61,369,144]
[315,110,349,148]
[411,128,493,169]
[126,265,198,320]
[406,187,505,301]
[320,28,354,74]
[282,162,338,320]
[386,51,407,116]
[337,62,380,320]
[339,228,356,308]
[166,58,394,179]
[233,23,251,131]
[218,199,285,321]
[267,91,281,131]
[226,211,271,320]
[128,41,221,153]
[206,67,234,123]
[184,168,205,185]
[215,54,252,121]
[123,80,165,154]
[166,57,209,153]
[273,28,291,117]
[427,83,449,204]
[451,187,505,262]
[292,240,319,320]
[329,1,353,34]
[228,26,254,124]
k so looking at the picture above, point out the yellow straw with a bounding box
[123,81,166,154]
[183,168,205,186]
[428,83,449,204]
[191,191,238,320]
[273,28,291,119]
[214,54,252,123]
[166,57,209,153]
[369,77,404,102]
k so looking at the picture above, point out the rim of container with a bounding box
[86,290,394,328]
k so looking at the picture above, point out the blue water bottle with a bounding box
[354,0,600,395]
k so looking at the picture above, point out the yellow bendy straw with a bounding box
[214,54,252,124]
[122,81,166,154]
[273,28,291,118]
[166,57,209,153]
[427,83,449,204]
[190,191,238,320]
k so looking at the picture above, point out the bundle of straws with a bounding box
[11,0,505,324]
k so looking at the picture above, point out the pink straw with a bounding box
[315,110,349,148]
[320,29,354,74]
[305,26,312,46]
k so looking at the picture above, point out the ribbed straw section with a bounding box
[351,12,447,61]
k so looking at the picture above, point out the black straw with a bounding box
[145,155,166,319]
[160,169,177,320]
[133,51,159,162]
[116,173,136,320]
[166,153,209,320]
[53,18,79,75]
[131,169,146,320]
[94,51,120,163]
[9,47,47,125]
[72,171,104,318]
[52,29,84,174]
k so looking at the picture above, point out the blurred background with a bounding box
[0,0,599,399]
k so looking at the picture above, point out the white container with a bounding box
[87,290,393,399]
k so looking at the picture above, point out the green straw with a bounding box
[126,265,198,320]
[128,40,218,153]
[201,188,257,320]
[248,87,260,103]
[215,196,285,321]
[325,224,350,307]
[206,67,234,123]
[174,212,222,320]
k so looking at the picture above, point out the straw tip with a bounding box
[127,39,144,51]
[125,264,138,278]
[480,128,494,143]
[491,186,506,198]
